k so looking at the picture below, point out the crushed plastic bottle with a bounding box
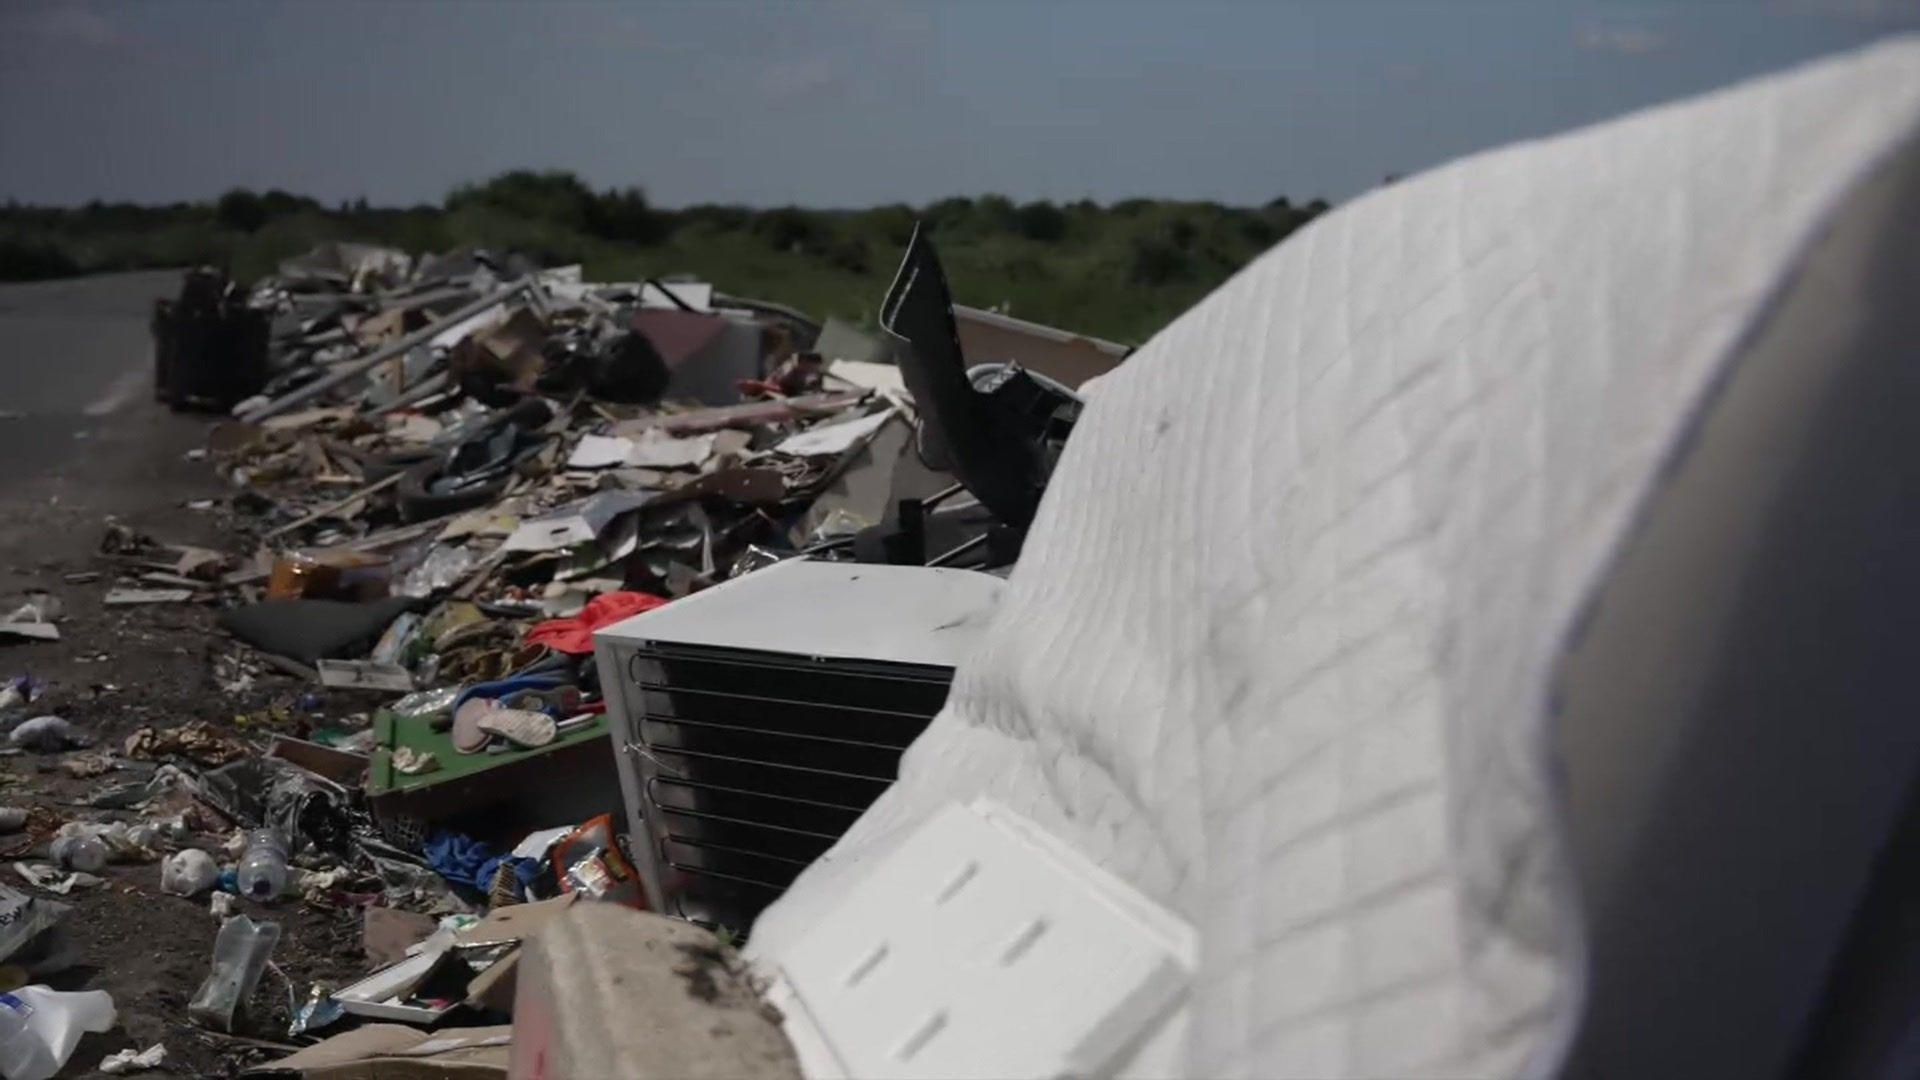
[0,985,115,1080]
[47,836,105,874]
[398,545,475,599]
[187,915,280,1032]
[86,821,157,862]
[388,684,460,720]
[235,829,288,902]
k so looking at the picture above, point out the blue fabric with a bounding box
[423,829,500,892]
[424,830,540,898]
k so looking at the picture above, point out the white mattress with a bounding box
[749,38,1920,1078]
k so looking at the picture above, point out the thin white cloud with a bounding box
[1578,24,1670,55]
[759,56,845,101]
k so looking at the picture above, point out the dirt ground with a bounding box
[0,278,397,1076]
[14,589,380,1076]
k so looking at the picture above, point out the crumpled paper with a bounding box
[99,1043,167,1074]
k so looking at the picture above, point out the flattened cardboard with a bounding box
[246,1022,510,1078]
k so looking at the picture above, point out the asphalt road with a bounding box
[0,271,183,479]
[0,270,224,574]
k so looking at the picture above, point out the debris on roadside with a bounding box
[9,716,85,753]
[160,848,218,897]
[3,229,1113,1071]
[0,985,115,1080]
[246,1022,511,1078]
[98,1043,167,1074]
[0,677,39,714]
[102,588,196,606]
[0,883,76,977]
[125,720,250,766]
[188,914,283,1032]
[0,593,62,643]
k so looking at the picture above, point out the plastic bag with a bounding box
[0,886,72,974]
[399,545,477,599]
[187,915,281,1032]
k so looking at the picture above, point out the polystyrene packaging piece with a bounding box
[0,986,115,1080]
[755,801,1194,1080]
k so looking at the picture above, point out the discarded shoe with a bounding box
[476,708,556,749]
[450,699,496,755]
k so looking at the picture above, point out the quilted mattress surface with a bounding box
[749,38,1920,1077]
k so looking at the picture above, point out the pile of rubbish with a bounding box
[0,228,1115,1075]
[7,44,1906,1079]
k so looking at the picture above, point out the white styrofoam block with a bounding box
[755,801,1194,1080]
[751,38,1920,1079]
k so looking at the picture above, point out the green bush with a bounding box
[674,204,753,233]
[0,170,1337,341]
[0,235,79,280]
[923,196,976,233]
[216,189,321,233]
[446,170,595,232]
[751,206,821,253]
[820,234,869,274]
[1013,201,1067,242]
[584,186,666,245]
[867,203,918,247]
[1127,233,1190,286]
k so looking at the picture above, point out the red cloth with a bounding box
[524,591,668,654]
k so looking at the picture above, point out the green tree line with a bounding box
[0,170,1328,342]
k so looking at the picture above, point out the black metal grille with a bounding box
[623,642,953,933]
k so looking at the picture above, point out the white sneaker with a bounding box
[476,707,557,749]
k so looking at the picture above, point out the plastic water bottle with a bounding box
[0,986,116,1080]
[235,829,288,902]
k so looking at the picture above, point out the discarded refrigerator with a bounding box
[592,558,1003,933]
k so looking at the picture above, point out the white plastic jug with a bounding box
[0,986,115,1080]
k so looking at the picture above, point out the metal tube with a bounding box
[236,279,527,422]
[926,531,989,568]
[366,371,451,418]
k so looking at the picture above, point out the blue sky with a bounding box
[2,1,1916,208]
